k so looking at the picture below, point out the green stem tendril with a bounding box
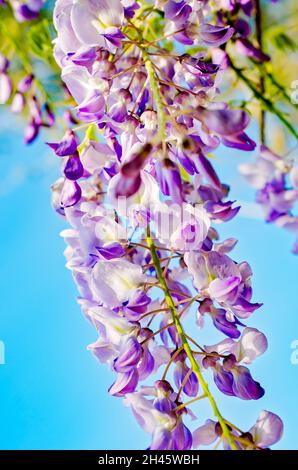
[255,0,266,144]
[146,230,238,450]
[142,49,167,155]
[229,58,298,141]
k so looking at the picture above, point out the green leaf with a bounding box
[27,19,54,64]
[273,33,297,52]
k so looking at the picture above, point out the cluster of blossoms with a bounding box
[240,145,298,254]
[0,52,56,143]
[213,0,274,62]
[0,0,44,22]
[47,0,284,450]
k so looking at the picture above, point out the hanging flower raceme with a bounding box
[209,0,271,62]
[0,53,12,105]
[193,409,283,450]
[240,145,298,254]
[0,3,68,145]
[0,52,57,143]
[48,0,283,450]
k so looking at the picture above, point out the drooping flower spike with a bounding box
[1,0,290,451]
[47,0,284,450]
[240,145,298,254]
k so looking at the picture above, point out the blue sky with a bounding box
[0,118,297,449]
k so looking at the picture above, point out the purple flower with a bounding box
[151,427,172,450]
[173,350,199,397]
[17,74,34,93]
[222,132,256,151]
[11,92,25,113]
[63,153,84,180]
[121,143,152,177]
[193,420,218,447]
[0,53,9,73]
[198,107,250,136]
[155,158,183,203]
[81,140,117,175]
[123,1,139,19]
[240,145,298,252]
[198,299,243,338]
[172,421,192,450]
[196,153,222,190]
[108,170,160,212]
[205,200,240,222]
[68,46,97,68]
[13,1,44,22]
[185,251,261,318]
[153,202,211,252]
[180,55,220,75]
[96,242,125,260]
[212,366,234,396]
[164,1,192,25]
[124,386,192,450]
[47,129,78,156]
[113,337,142,373]
[209,276,241,303]
[124,290,151,319]
[236,38,271,62]
[90,258,146,307]
[233,18,251,38]
[205,327,268,364]
[202,327,267,399]
[109,368,139,396]
[24,120,39,144]
[60,179,82,207]
[76,91,106,122]
[231,365,265,400]
[249,410,283,448]
[0,72,12,104]
[200,24,234,47]
[203,351,265,400]
[70,0,124,52]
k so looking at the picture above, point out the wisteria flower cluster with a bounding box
[0,3,69,143]
[0,51,56,142]
[43,0,287,450]
[240,145,298,253]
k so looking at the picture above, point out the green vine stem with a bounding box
[142,48,167,153]
[146,231,238,450]
[267,71,297,108]
[137,20,263,450]
[229,58,298,141]
[255,0,266,144]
